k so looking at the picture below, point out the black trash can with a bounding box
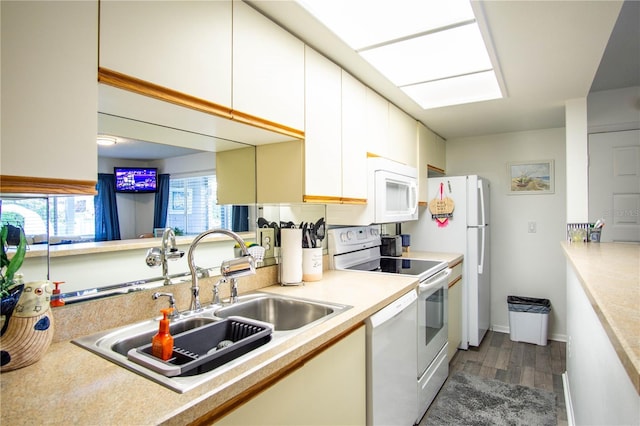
[507,296,551,346]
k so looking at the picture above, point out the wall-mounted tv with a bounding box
[114,167,158,193]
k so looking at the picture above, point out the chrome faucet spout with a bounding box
[146,228,185,286]
[187,229,256,311]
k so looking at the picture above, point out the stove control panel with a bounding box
[328,226,381,256]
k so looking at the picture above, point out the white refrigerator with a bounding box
[405,175,491,349]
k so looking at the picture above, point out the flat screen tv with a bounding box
[114,167,158,193]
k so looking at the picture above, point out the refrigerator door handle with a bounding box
[478,179,486,226]
[478,226,485,274]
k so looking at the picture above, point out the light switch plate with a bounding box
[528,222,537,233]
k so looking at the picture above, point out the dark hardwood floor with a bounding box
[421,331,567,425]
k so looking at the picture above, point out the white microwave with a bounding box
[369,157,418,223]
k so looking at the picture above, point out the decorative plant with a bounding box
[173,227,184,236]
[0,224,27,298]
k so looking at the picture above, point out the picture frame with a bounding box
[507,160,554,194]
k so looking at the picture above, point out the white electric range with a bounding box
[328,226,450,425]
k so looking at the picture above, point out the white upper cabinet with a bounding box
[426,128,446,174]
[304,46,342,199]
[100,1,232,107]
[364,89,417,167]
[417,123,431,203]
[417,122,445,203]
[388,103,418,167]
[365,88,390,159]
[341,71,368,200]
[232,1,305,131]
[1,0,98,191]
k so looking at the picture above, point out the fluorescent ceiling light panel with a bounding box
[296,0,505,109]
[359,23,493,86]
[401,70,502,109]
[297,0,475,49]
[97,136,117,146]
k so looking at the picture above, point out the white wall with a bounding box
[588,86,640,132]
[444,128,567,340]
[565,98,589,223]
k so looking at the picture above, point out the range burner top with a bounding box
[328,226,448,280]
[345,257,446,278]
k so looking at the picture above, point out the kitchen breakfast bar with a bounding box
[562,241,640,425]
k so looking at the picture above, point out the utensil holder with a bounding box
[302,248,323,282]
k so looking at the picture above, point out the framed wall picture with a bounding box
[507,160,554,194]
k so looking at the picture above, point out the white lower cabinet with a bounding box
[215,326,366,425]
[448,261,463,361]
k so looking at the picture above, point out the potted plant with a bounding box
[1,224,27,335]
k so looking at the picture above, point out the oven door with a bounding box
[417,268,451,376]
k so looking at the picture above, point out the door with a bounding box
[589,130,640,242]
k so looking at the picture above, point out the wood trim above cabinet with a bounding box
[0,175,97,195]
[427,164,446,175]
[339,197,367,205]
[99,67,232,119]
[303,195,342,204]
[98,68,304,140]
[302,195,367,205]
[231,110,305,140]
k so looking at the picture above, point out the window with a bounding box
[0,196,95,243]
[166,175,231,235]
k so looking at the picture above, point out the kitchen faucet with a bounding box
[187,229,256,311]
[145,228,185,285]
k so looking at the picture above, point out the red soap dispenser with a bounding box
[152,308,174,361]
[50,281,65,307]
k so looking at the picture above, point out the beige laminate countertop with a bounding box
[561,242,640,394]
[0,252,461,425]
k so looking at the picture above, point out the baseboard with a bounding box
[491,324,510,334]
[490,325,567,342]
[562,372,575,426]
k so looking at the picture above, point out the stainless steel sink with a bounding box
[111,317,216,356]
[214,294,341,331]
[72,293,351,393]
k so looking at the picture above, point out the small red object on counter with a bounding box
[50,281,65,307]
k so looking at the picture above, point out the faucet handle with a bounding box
[212,278,226,305]
[229,278,239,304]
[152,292,179,319]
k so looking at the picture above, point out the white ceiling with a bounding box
[249,0,635,140]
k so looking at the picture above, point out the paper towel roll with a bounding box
[280,228,303,285]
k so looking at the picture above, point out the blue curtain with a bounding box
[94,173,121,241]
[232,205,249,232]
[154,174,170,229]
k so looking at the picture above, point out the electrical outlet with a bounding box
[528,221,537,233]
[257,228,275,259]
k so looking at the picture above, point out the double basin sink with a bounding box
[72,293,351,393]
